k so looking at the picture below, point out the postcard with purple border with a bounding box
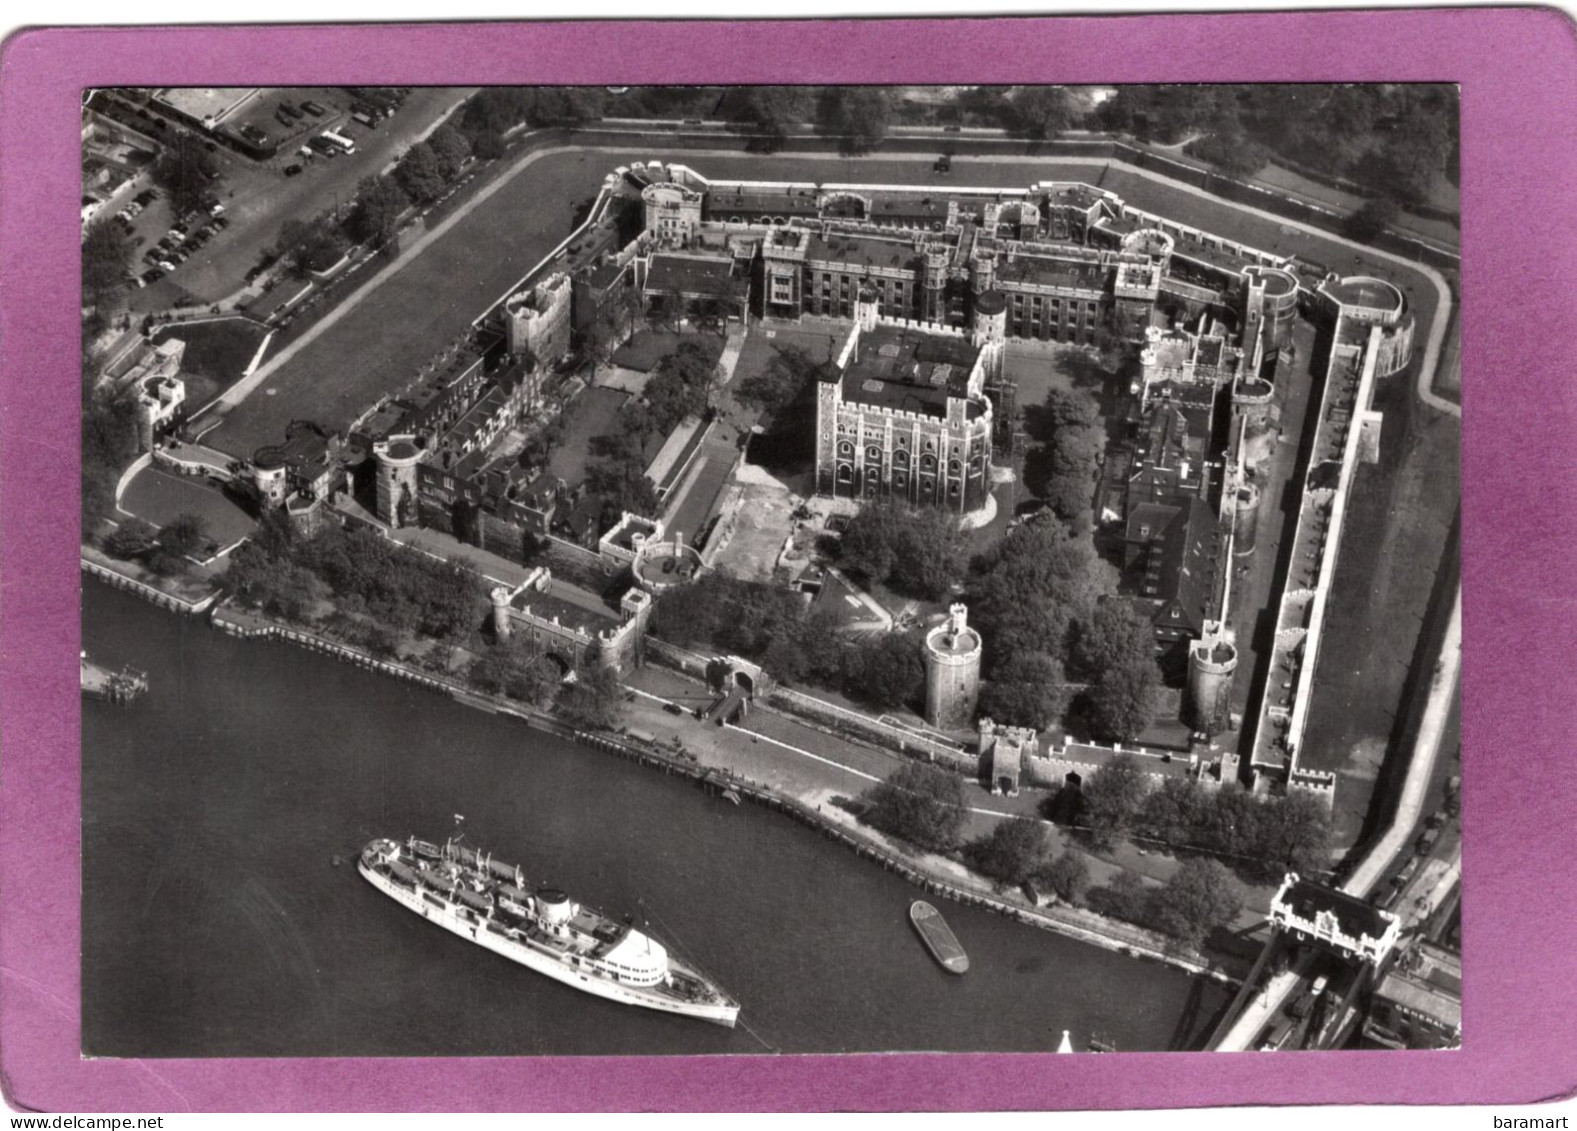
[3,9,1576,1114]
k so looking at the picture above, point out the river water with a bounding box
[82,580,1229,1057]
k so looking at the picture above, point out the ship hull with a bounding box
[359,858,739,1027]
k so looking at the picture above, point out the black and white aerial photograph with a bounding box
[79,82,1463,1058]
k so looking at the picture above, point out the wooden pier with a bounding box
[81,654,148,703]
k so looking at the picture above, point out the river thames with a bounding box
[82,580,1231,1056]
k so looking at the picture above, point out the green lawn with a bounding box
[153,317,269,408]
[118,466,257,548]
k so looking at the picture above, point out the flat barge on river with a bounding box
[911,900,969,974]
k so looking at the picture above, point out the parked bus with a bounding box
[320,129,356,154]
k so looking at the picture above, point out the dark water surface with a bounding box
[82,581,1229,1056]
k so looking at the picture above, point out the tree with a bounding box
[860,761,966,853]
[965,816,1050,886]
[1071,598,1157,682]
[151,131,220,218]
[970,517,1114,675]
[843,630,923,711]
[1086,869,1152,925]
[395,143,446,204]
[977,650,1067,730]
[837,503,901,585]
[275,214,348,276]
[82,220,134,310]
[1079,752,1150,846]
[1256,791,1333,880]
[838,501,966,601]
[1012,86,1075,139]
[1024,387,1104,530]
[1185,130,1271,178]
[728,86,814,149]
[1148,858,1243,948]
[347,175,410,249]
[818,87,893,155]
[734,346,818,422]
[1084,639,1161,744]
[557,661,625,730]
[427,123,472,182]
[527,87,607,126]
[1343,196,1401,244]
[103,524,156,561]
[469,128,506,161]
[1040,850,1092,905]
[81,373,140,529]
[158,513,208,558]
[1138,776,1214,850]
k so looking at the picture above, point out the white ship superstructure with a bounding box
[359,837,739,1026]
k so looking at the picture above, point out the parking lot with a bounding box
[118,87,474,311]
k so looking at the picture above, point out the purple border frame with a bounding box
[3,11,1576,1113]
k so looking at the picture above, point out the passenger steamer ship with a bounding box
[359,837,740,1027]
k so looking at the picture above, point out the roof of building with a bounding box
[1279,877,1394,942]
[1246,265,1299,298]
[706,186,822,217]
[256,421,336,479]
[644,253,746,300]
[926,623,981,657]
[153,87,259,125]
[513,576,620,636]
[1150,495,1220,633]
[1326,275,1404,314]
[1040,184,1106,210]
[839,324,982,419]
[805,230,920,271]
[994,253,1107,293]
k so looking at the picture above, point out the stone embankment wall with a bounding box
[81,557,219,615]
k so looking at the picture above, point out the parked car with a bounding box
[301,100,326,116]
[141,268,162,284]
[283,164,303,177]
[214,216,231,229]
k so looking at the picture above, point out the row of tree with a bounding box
[1072,753,1332,884]
[270,118,482,279]
[81,363,140,530]
[101,513,211,576]
[225,513,488,641]
[859,763,1242,949]
[1021,388,1105,534]
[1093,84,1458,206]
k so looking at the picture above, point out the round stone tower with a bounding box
[251,447,289,510]
[491,586,513,640]
[924,603,983,731]
[1186,627,1239,737]
[373,435,424,529]
[972,289,1007,346]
